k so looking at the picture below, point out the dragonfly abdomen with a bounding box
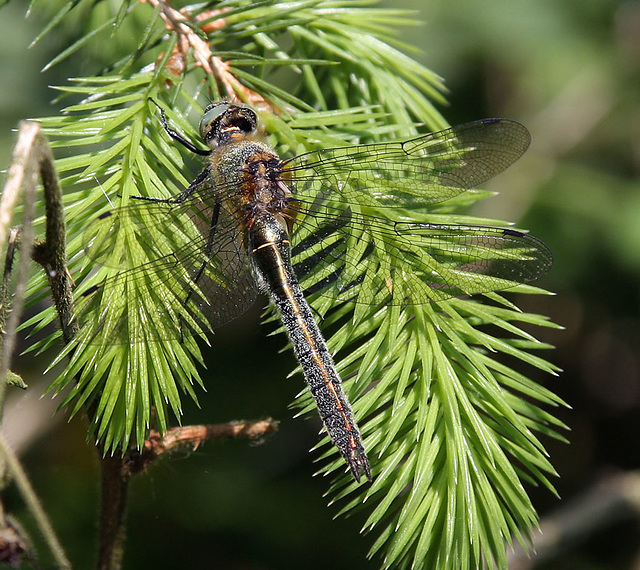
[248,214,371,482]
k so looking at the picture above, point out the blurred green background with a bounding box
[1,0,639,568]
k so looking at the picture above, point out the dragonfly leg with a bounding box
[131,166,212,205]
[149,98,210,156]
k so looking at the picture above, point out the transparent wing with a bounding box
[282,118,531,209]
[282,119,547,305]
[74,196,258,344]
[72,118,545,344]
[289,198,552,307]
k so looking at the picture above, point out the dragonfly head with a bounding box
[200,101,258,147]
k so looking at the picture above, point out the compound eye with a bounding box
[199,103,230,140]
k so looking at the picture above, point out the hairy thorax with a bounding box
[210,135,295,229]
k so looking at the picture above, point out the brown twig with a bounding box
[0,513,32,566]
[127,418,279,476]
[144,0,273,110]
[97,456,128,570]
[0,122,38,405]
[0,121,73,569]
[30,128,77,344]
[96,418,278,569]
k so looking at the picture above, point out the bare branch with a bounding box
[127,418,280,475]
[0,121,73,570]
[1,122,38,410]
[29,128,77,345]
[97,418,278,568]
[146,0,274,110]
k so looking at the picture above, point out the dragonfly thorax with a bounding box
[211,137,293,230]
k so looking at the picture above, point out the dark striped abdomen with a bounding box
[248,213,370,482]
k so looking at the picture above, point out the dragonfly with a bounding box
[76,100,553,482]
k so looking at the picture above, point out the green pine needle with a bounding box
[19,0,565,568]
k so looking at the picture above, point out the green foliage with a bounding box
[20,0,564,567]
